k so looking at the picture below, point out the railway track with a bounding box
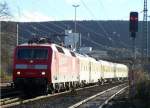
[1,85,97,108]
[1,82,127,108]
[1,86,21,99]
[0,97,20,106]
[1,91,21,99]
[69,84,128,108]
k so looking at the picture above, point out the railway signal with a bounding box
[129,11,139,98]
[129,12,138,33]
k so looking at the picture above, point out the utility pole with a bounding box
[142,0,148,63]
[72,5,79,51]
[17,23,19,45]
[72,5,79,33]
[0,21,1,70]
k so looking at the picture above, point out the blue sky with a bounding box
[1,0,150,22]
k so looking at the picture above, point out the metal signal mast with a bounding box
[142,0,148,62]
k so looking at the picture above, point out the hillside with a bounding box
[18,20,150,59]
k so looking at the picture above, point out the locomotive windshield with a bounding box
[17,48,48,59]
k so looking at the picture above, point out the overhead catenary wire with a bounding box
[76,22,106,38]
[80,0,109,37]
[16,0,112,47]
[77,0,131,49]
[13,0,133,54]
[79,0,131,53]
[15,0,66,35]
[17,12,59,34]
[96,0,133,49]
[15,15,64,43]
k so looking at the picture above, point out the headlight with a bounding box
[41,72,46,75]
[17,71,20,75]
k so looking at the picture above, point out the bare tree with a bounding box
[0,1,11,20]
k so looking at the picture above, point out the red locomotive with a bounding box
[13,38,80,94]
[13,38,128,94]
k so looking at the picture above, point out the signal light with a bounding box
[41,71,46,75]
[129,12,138,32]
[17,71,21,75]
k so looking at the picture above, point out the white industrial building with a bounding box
[64,30,81,51]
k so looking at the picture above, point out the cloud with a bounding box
[9,11,56,22]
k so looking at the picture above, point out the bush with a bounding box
[136,80,150,100]
[134,69,150,100]
[0,68,12,82]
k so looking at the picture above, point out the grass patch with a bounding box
[0,69,12,83]
[134,69,150,99]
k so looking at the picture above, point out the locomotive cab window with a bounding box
[17,48,48,59]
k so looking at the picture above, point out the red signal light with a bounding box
[129,12,138,32]
[130,16,138,21]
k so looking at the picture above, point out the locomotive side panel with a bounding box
[51,46,79,83]
[57,53,71,82]
[72,57,80,82]
[51,51,59,83]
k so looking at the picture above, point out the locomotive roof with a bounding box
[18,43,76,57]
[18,43,97,60]
[18,43,52,47]
[18,43,127,67]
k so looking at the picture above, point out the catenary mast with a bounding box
[142,0,148,63]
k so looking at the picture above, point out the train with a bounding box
[13,38,128,94]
